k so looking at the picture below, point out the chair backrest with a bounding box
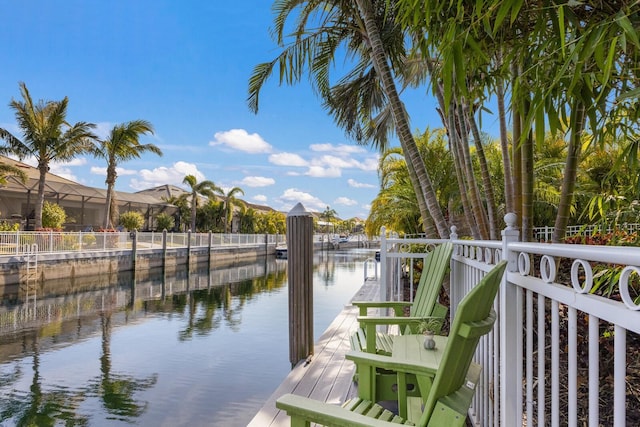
[418,260,508,426]
[409,242,453,318]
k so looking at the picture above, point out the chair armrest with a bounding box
[276,394,398,427]
[357,315,440,328]
[345,350,439,377]
[352,300,413,317]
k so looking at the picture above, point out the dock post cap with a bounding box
[288,202,312,217]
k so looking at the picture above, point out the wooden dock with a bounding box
[247,279,380,426]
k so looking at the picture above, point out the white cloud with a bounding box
[305,166,341,178]
[253,194,267,203]
[310,143,366,154]
[60,158,87,167]
[359,157,379,171]
[348,178,376,189]
[241,176,275,187]
[278,188,326,212]
[129,161,205,190]
[90,166,139,176]
[269,152,308,167]
[48,165,78,182]
[311,155,353,169]
[305,152,378,174]
[334,196,357,206]
[210,129,272,154]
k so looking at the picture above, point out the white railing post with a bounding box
[500,212,521,427]
[379,226,387,302]
[449,225,459,321]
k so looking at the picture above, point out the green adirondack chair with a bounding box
[351,242,454,355]
[276,260,508,427]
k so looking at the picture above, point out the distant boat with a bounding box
[275,245,287,259]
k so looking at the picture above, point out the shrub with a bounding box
[42,202,66,229]
[0,221,20,231]
[62,234,79,250]
[119,211,144,231]
[82,233,97,247]
[156,213,175,231]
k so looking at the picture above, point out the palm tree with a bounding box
[249,0,450,237]
[182,175,222,232]
[396,0,639,240]
[0,82,97,229]
[0,162,27,185]
[222,186,245,233]
[93,120,160,229]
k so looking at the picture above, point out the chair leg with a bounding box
[290,415,311,427]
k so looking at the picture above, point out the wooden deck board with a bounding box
[247,279,380,427]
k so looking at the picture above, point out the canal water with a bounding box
[0,248,377,427]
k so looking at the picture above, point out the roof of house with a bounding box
[0,155,276,214]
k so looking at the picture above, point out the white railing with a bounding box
[378,214,640,427]
[0,231,286,256]
[532,223,640,242]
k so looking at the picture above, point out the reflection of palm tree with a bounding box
[176,270,290,340]
[179,287,224,340]
[317,255,336,287]
[0,338,89,426]
[90,311,157,421]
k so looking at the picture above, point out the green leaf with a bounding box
[535,100,545,147]
[510,0,525,25]
[557,5,566,57]
[616,12,640,48]
[493,1,512,34]
[617,87,640,102]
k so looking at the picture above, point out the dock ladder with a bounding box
[20,243,38,306]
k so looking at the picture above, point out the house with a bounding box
[0,155,177,231]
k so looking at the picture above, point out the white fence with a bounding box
[532,223,640,242]
[379,215,640,427]
[0,231,286,256]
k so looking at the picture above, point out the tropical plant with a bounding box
[195,198,224,232]
[249,0,449,237]
[255,210,286,234]
[396,0,640,241]
[41,201,66,229]
[0,162,27,185]
[119,211,144,231]
[182,175,223,232]
[162,195,190,232]
[155,212,175,231]
[238,206,257,234]
[222,186,245,233]
[0,221,20,231]
[0,82,97,229]
[92,120,160,229]
[367,128,457,236]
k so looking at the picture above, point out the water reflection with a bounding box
[0,250,375,426]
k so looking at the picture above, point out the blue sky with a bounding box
[0,1,498,220]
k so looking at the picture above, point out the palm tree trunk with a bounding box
[35,164,47,229]
[553,100,586,243]
[456,102,490,239]
[447,107,481,239]
[104,184,113,229]
[356,0,449,238]
[496,75,515,215]
[521,98,535,242]
[464,102,499,239]
[190,195,197,232]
